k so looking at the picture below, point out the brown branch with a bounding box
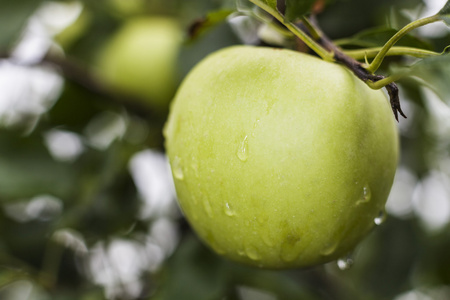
[299,17,407,121]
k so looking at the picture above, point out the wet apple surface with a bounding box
[164,46,399,269]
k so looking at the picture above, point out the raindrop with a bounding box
[260,232,274,247]
[374,210,387,225]
[320,241,338,256]
[257,213,269,224]
[356,184,371,205]
[172,156,184,180]
[190,159,199,178]
[237,135,249,162]
[224,202,236,217]
[203,198,213,217]
[245,244,261,261]
[251,119,261,137]
[337,254,354,270]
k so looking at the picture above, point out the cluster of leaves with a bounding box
[0,0,450,300]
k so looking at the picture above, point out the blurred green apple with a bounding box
[96,17,183,110]
[106,0,146,18]
[164,46,399,269]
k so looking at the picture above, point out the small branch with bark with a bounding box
[300,17,407,121]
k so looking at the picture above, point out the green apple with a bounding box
[96,17,183,110]
[164,46,399,269]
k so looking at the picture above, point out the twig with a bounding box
[302,17,407,121]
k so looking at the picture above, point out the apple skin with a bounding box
[96,17,182,110]
[164,46,399,269]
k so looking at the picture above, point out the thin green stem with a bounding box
[249,0,334,61]
[366,14,442,73]
[300,16,321,40]
[366,73,406,90]
[344,46,440,60]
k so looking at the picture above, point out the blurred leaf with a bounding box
[438,0,450,26]
[188,9,235,40]
[0,269,29,289]
[401,54,450,104]
[0,0,44,50]
[0,130,75,200]
[249,0,278,14]
[336,27,432,49]
[179,21,241,78]
[154,234,229,300]
[285,0,316,21]
[336,218,420,299]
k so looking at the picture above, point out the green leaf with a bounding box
[336,27,433,50]
[188,9,235,41]
[394,54,450,105]
[438,0,450,25]
[0,0,45,51]
[249,0,278,13]
[285,0,316,21]
[0,130,75,200]
[153,234,229,300]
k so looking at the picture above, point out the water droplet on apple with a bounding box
[172,156,184,180]
[320,241,339,256]
[203,198,213,217]
[374,210,387,225]
[257,213,268,224]
[224,202,236,217]
[251,119,261,137]
[265,99,276,115]
[356,184,371,205]
[260,232,274,247]
[190,158,199,178]
[237,135,249,161]
[337,253,354,270]
[245,244,261,261]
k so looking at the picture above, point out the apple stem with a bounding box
[343,46,440,60]
[249,0,335,62]
[366,14,442,74]
[299,17,407,121]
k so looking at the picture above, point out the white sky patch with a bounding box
[386,166,417,218]
[0,61,63,129]
[86,221,179,299]
[129,149,178,219]
[228,15,261,45]
[412,171,450,231]
[12,1,83,64]
[418,0,449,38]
[0,2,85,130]
[44,129,85,162]
[88,240,146,299]
[84,111,127,150]
[3,194,63,223]
[53,228,88,254]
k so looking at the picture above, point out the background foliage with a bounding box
[1,0,450,299]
